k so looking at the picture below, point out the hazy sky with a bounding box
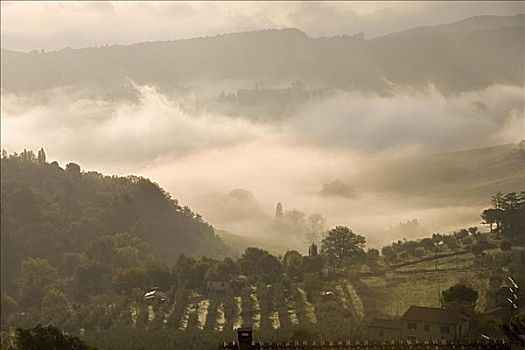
[1,1,523,51]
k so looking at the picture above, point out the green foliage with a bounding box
[441,283,478,312]
[381,246,396,261]
[16,258,59,308]
[471,243,485,256]
[40,289,70,328]
[321,226,365,261]
[482,191,525,242]
[1,155,521,347]
[239,248,283,284]
[14,324,94,350]
[283,250,303,280]
[500,240,512,251]
[0,150,229,293]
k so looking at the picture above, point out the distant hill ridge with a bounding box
[362,141,525,204]
[1,15,523,94]
[379,14,524,39]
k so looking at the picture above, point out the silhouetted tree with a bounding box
[275,202,283,220]
[15,324,94,350]
[308,243,318,257]
[441,283,478,312]
[321,226,365,261]
[37,148,47,163]
[491,192,505,209]
[65,162,81,175]
[472,243,485,256]
[481,208,504,233]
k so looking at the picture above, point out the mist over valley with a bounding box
[1,4,524,347]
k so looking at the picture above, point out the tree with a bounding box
[112,266,148,295]
[441,283,478,312]
[481,208,504,233]
[471,243,485,256]
[283,250,302,268]
[308,243,318,257]
[15,324,94,350]
[453,228,469,240]
[381,246,396,261]
[258,254,283,283]
[40,288,70,328]
[419,238,435,251]
[482,191,525,242]
[239,247,283,283]
[366,248,380,264]
[414,247,425,258]
[491,192,505,209]
[65,162,81,175]
[37,148,47,163]
[213,257,238,280]
[500,240,512,251]
[503,192,519,210]
[16,258,60,307]
[275,202,283,220]
[467,226,480,237]
[305,213,326,244]
[283,250,303,280]
[321,226,365,261]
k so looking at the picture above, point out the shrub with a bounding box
[472,243,485,256]
[500,240,512,251]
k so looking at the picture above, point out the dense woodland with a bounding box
[1,150,524,349]
[0,149,229,288]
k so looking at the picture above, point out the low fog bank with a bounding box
[1,82,523,250]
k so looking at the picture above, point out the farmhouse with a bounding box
[400,306,471,340]
[366,306,471,340]
[367,318,402,340]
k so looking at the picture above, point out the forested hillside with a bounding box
[0,149,229,289]
[2,15,523,95]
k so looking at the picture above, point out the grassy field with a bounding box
[360,252,492,317]
[393,252,475,272]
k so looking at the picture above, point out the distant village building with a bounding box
[367,306,471,341]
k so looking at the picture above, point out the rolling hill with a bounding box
[360,141,525,205]
[1,14,523,95]
[0,150,231,288]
